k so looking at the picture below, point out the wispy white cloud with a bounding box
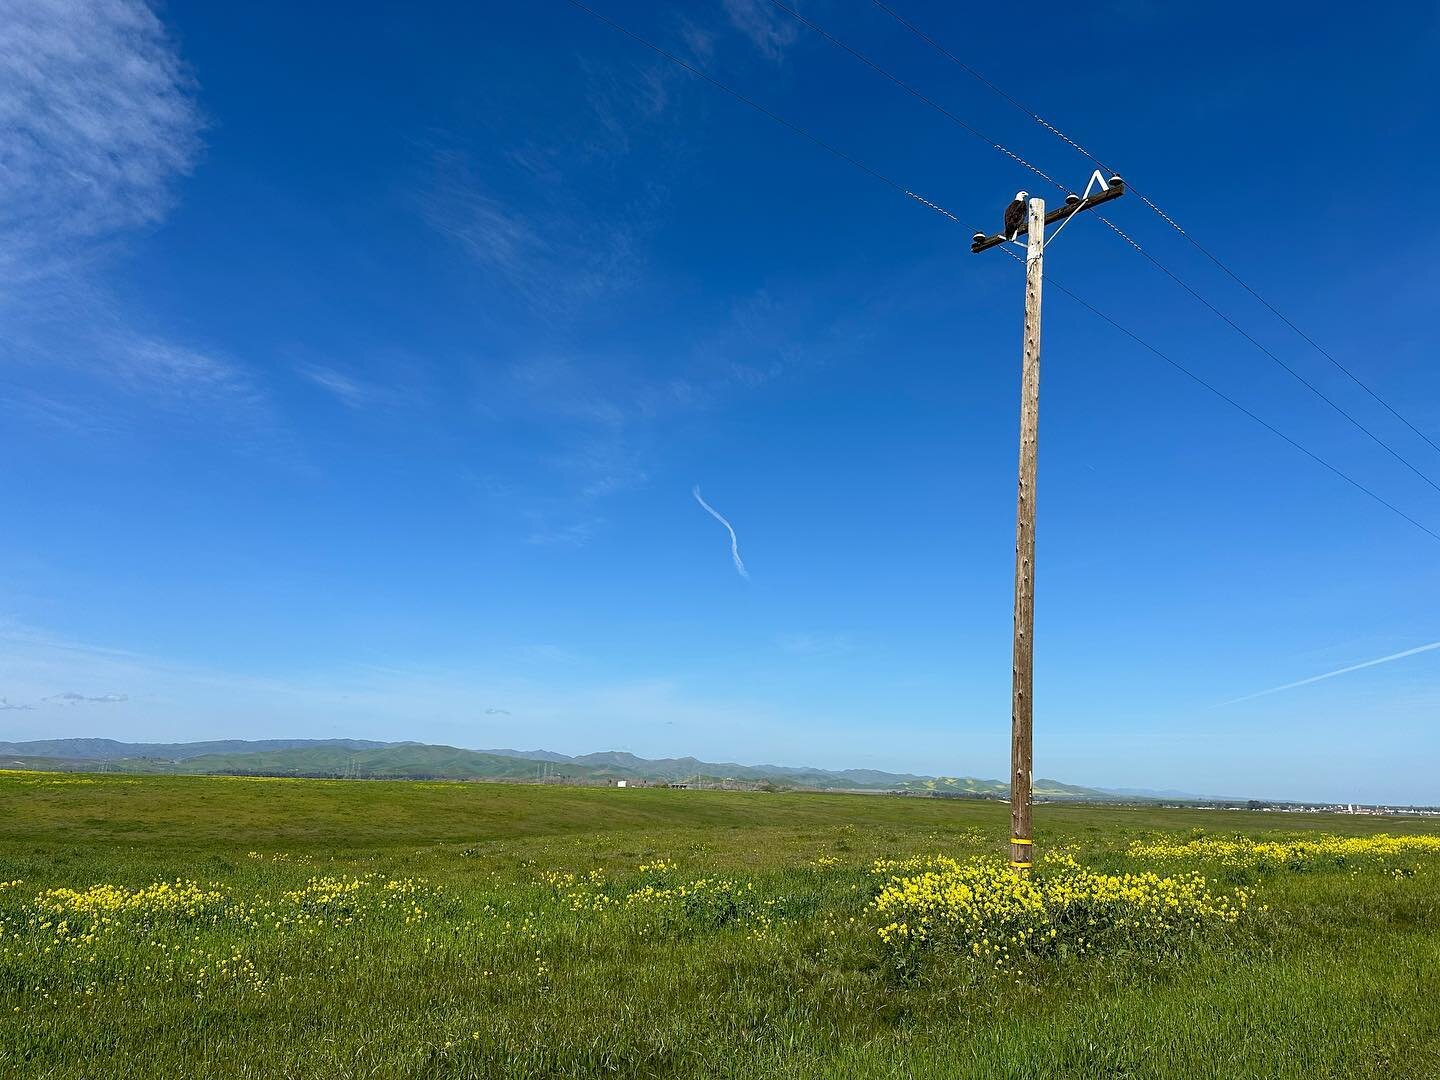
[676,19,718,62]
[776,633,854,657]
[0,0,202,289]
[423,20,870,546]
[484,353,663,531]
[420,21,698,313]
[507,355,633,429]
[420,151,646,310]
[0,1,280,447]
[295,362,401,411]
[44,692,128,705]
[692,485,749,580]
[525,519,600,548]
[507,643,582,666]
[4,315,274,438]
[579,53,675,152]
[423,174,547,285]
[471,281,873,548]
[721,0,799,62]
[114,335,262,410]
[1216,640,1440,707]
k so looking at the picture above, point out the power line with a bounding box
[869,0,1440,460]
[766,0,1440,500]
[992,247,1440,543]
[1114,224,1440,497]
[1044,273,1440,544]
[560,0,1440,546]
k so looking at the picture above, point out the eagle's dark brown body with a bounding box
[1003,197,1026,241]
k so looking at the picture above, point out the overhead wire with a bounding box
[868,0,1440,459]
[560,0,1440,545]
[1045,275,1440,544]
[765,0,1440,499]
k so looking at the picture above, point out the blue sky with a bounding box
[2,0,1438,803]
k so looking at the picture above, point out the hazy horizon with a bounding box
[1,714,1427,806]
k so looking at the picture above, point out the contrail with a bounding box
[692,485,748,580]
[1216,639,1440,707]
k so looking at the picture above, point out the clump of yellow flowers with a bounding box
[872,854,1248,968]
[37,880,227,925]
[1128,833,1440,870]
[541,869,614,912]
[3,873,442,1005]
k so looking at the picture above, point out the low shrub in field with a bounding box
[1127,833,1440,871]
[871,855,1248,969]
[626,877,759,928]
[540,868,615,912]
[537,864,802,938]
[281,874,434,926]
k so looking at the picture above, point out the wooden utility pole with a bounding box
[971,174,1125,870]
[1009,196,1044,871]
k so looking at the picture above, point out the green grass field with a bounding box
[2,772,1438,1078]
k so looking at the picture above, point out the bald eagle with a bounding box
[1003,191,1028,241]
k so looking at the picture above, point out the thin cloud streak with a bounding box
[297,363,381,409]
[1215,640,1440,707]
[692,485,748,580]
[721,0,799,62]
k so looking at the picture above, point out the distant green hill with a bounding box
[0,737,393,761]
[0,738,1134,799]
[181,745,553,780]
[898,775,1113,800]
[175,745,938,788]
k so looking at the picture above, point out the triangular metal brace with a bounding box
[1042,170,1110,251]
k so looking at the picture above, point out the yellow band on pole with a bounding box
[1011,861,1033,868]
[1011,838,1033,845]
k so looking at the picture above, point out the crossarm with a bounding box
[971,179,1126,254]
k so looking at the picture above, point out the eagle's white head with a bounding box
[1014,190,1028,202]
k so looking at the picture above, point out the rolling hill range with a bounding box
[0,738,1127,799]
[0,737,394,761]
